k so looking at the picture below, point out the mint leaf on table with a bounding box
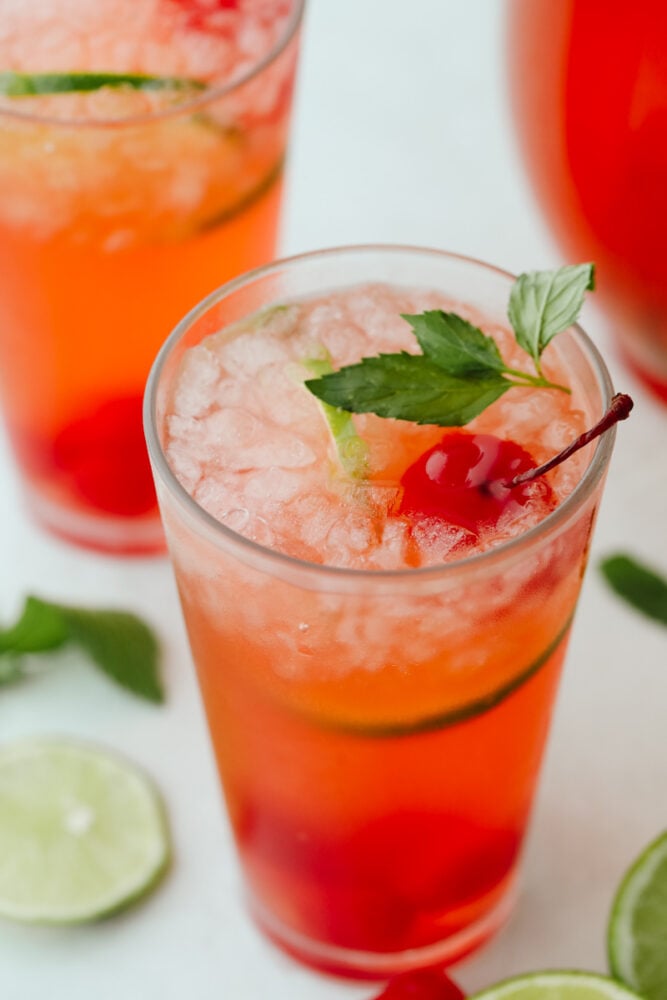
[508,263,595,372]
[0,596,69,654]
[600,554,667,627]
[0,597,163,702]
[305,263,591,428]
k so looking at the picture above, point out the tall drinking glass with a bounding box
[0,0,304,553]
[507,0,667,402]
[145,246,617,977]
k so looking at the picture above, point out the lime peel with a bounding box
[608,829,667,1000]
[0,70,205,98]
[303,352,369,479]
[0,739,170,924]
[469,971,644,1000]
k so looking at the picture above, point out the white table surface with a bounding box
[1,2,666,997]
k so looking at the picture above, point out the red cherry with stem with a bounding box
[398,431,554,535]
[372,967,467,1000]
[397,393,633,535]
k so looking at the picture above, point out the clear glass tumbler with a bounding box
[0,0,304,553]
[145,246,617,977]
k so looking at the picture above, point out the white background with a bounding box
[1,2,666,997]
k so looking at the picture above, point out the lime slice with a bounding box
[0,70,205,98]
[0,739,170,923]
[608,830,667,1000]
[303,353,369,478]
[469,971,643,1000]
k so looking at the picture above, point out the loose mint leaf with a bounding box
[508,263,595,366]
[402,311,505,375]
[0,596,69,654]
[600,554,667,627]
[306,353,511,427]
[0,596,163,702]
[0,70,205,98]
[59,607,164,704]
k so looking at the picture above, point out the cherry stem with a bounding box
[504,392,634,489]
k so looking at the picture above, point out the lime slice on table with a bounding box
[469,972,643,1000]
[0,70,205,98]
[0,739,170,924]
[608,830,667,1000]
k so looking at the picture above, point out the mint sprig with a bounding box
[305,263,594,427]
[600,555,667,627]
[0,597,163,703]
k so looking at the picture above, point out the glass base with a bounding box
[23,484,165,556]
[247,879,518,980]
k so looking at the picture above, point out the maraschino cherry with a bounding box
[398,431,553,535]
[398,393,634,536]
[372,967,466,1000]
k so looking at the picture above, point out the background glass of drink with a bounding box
[145,246,617,977]
[506,0,667,402]
[0,0,304,553]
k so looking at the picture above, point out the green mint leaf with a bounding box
[59,606,164,704]
[303,354,369,477]
[0,596,69,654]
[508,263,595,367]
[600,554,667,627]
[0,596,163,702]
[402,311,506,375]
[306,353,511,427]
[0,71,205,98]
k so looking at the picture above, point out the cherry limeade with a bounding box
[508,0,667,400]
[152,266,609,975]
[0,0,301,551]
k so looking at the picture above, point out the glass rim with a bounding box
[144,243,617,583]
[0,0,305,129]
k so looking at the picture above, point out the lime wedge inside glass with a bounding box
[608,830,667,1000]
[0,739,170,923]
[0,70,204,97]
[469,972,643,1000]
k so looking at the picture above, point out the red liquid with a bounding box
[508,0,667,400]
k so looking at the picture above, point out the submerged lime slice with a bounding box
[0,70,205,97]
[0,739,170,923]
[608,830,667,1000]
[469,971,643,1000]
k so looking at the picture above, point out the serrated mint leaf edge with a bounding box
[508,263,595,366]
[401,311,506,375]
[306,353,512,426]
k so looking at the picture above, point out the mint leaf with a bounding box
[306,353,511,427]
[305,263,594,428]
[0,597,163,702]
[60,606,163,704]
[600,554,667,627]
[402,311,505,375]
[0,70,205,98]
[508,263,595,368]
[0,596,69,654]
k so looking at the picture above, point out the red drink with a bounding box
[145,247,617,976]
[0,0,303,552]
[507,0,667,400]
